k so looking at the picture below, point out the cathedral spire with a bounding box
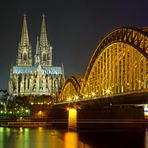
[20,13,29,46]
[17,14,32,66]
[38,14,52,66]
[40,13,48,46]
[36,36,40,55]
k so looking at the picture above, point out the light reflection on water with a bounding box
[0,127,146,148]
[145,128,148,148]
[64,132,78,148]
[0,127,92,148]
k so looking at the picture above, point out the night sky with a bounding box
[0,0,148,89]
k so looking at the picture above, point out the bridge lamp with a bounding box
[85,94,88,98]
[106,89,111,95]
[75,96,79,100]
[67,97,72,102]
[92,92,95,97]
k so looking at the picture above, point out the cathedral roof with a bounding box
[12,66,63,75]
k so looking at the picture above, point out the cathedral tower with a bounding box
[16,14,32,66]
[39,14,52,66]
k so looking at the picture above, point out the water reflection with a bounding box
[0,127,93,148]
[64,132,78,148]
[0,127,4,148]
[145,129,148,148]
[37,127,43,148]
[0,127,146,148]
[64,132,91,148]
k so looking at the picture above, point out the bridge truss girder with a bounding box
[81,27,148,98]
[60,27,148,101]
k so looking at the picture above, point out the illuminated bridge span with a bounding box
[60,27,148,102]
[60,76,83,101]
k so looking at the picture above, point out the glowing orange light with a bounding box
[68,108,77,131]
[64,132,78,148]
[38,110,43,116]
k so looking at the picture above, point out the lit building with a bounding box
[8,14,65,96]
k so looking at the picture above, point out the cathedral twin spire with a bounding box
[40,14,48,47]
[17,14,52,67]
[20,14,29,47]
[35,14,52,67]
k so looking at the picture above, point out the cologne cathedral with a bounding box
[8,14,65,96]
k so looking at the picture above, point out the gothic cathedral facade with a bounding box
[8,14,65,96]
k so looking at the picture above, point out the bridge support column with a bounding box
[67,107,77,131]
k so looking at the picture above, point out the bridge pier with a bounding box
[67,107,77,131]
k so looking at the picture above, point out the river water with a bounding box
[0,126,147,148]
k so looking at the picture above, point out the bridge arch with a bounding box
[59,76,82,101]
[81,27,148,98]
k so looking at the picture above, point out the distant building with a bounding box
[8,14,65,96]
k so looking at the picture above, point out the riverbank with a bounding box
[0,119,148,131]
[0,121,51,127]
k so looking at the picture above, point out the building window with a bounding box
[23,53,27,61]
[43,54,46,61]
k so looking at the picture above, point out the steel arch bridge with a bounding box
[60,27,148,101]
[59,76,82,101]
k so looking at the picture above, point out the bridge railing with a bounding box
[56,88,148,105]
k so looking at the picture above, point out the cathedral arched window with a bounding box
[13,83,16,91]
[23,53,27,61]
[43,54,46,61]
[39,78,43,90]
